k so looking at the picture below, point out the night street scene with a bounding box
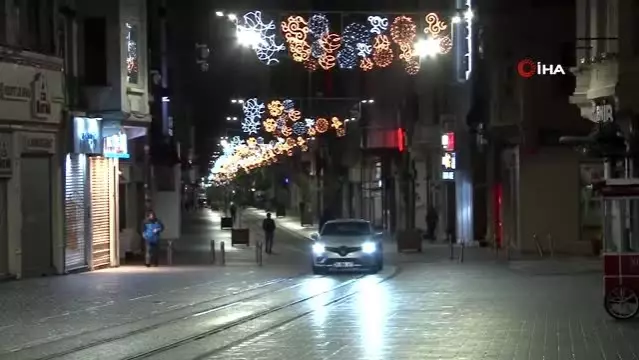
[1,0,639,359]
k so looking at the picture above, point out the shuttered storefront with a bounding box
[90,157,112,269]
[0,181,7,277]
[64,154,88,271]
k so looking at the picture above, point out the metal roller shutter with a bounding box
[64,154,88,271]
[90,157,111,269]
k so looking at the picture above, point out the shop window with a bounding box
[125,22,140,85]
[84,17,107,85]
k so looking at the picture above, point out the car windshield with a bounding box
[321,222,371,236]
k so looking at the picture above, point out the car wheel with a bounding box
[312,265,325,275]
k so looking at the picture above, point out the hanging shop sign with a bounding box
[21,132,56,154]
[442,152,455,181]
[442,132,455,151]
[0,132,12,178]
[592,98,615,123]
[73,117,103,155]
[102,120,129,159]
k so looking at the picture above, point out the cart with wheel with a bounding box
[598,178,639,319]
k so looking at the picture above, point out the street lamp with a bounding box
[361,99,374,104]
[227,13,237,21]
[226,116,238,121]
[231,99,244,104]
[414,38,441,58]
[215,11,224,17]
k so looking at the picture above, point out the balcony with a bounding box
[569,56,618,122]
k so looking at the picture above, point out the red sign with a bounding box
[442,132,455,151]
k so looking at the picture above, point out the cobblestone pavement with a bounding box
[0,209,308,356]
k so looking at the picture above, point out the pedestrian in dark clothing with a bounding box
[319,207,333,231]
[426,206,439,241]
[262,212,276,254]
[230,203,237,224]
[142,210,165,267]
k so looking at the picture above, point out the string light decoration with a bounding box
[304,58,318,71]
[360,57,374,71]
[331,117,343,129]
[288,109,301,121]
[242,118,261,134]
[281,126,292,137]
[336,128,346,137]
[368,16,389,34]
[283,99,295,111]
[337,46,358,69]
[424,13,453,55]
[263,118,277,132]
[236,11,286,65]
[267,100,284,117]
[292,121,307,135]
[372,35,393,68]
[307,127,317,136]
[390,16,419,74]
[281,16,311,62]
[305,118,315,127]
[315,118,329,133]
[318,33,341,70]
[309,14,330,38]
[242,98,265,121]
[246,137,258,148]
[342,23,371,47]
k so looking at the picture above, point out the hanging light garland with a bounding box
[390,16,420,75]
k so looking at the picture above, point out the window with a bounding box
[321,222,372,236]
[84,17,107,85]
[126,22,140,85]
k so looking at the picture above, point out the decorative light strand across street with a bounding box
[216,8,473,75]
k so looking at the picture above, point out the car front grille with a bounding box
[325,246,361,256]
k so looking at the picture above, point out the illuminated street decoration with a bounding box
[371,35,393,68]
[368,16,389,34]
[125,22,139,84]
[281,16,311,62]
[390,16,419,74]
[441,131,456,181]
[236,11,286,65]
[318,33,341,70]
[241,98,265,134]
[339,23,371,70]
[424,13,452,55]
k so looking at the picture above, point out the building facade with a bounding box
[0,0,66,279]
[61,0,151,271]
[480,0,594,255]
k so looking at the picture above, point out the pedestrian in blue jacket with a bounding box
[142,210,164,267]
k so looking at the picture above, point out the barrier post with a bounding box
[167,240,173,266]
[533,233,543,257]
[506,236,511,261]
[220,241,226,265]
[547,233,554,258]
[494,234,499,259]
[210,240,216,264]
[459,240,465,263]
[449,234,454,260]
[256,241,263,266]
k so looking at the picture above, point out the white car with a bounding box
[310,219,384,274]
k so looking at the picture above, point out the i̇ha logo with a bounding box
[517,58,566,78]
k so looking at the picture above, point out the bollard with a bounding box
[506,236,511,261]
[448,234,454,260]
[220,241,226,265]
[210,240,216,264]
[459,240,465,263]
[167,240,173,266]
[533,234,543,257]
[547,233,554,257]
[256,241,263,266]
[494,235,499,259]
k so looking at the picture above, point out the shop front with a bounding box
[64,117,124,271]
[1,52,65,279]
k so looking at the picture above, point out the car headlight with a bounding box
[312,243,325,254]
[362,241,376,254]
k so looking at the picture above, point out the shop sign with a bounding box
[0,83,31,101]
[442,151,456,181]
[22,132,56,154]
[102,121,129,159]
[32,73,52,119]
[442,132,455,151]
[73,117,103,154]
[593,102,614,123]
[0,133,12,178]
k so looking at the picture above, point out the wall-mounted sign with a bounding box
[593,100,614,123]
[73,117,103,154]
[0,133,12,178]
[21,132,56,154]
[442,151,455,181]
[32,73,52,119]
[442,132,455,151]
[102,120,130,159]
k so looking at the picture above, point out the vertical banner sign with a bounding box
[0,133,12,177]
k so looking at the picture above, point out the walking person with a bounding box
[230,203,237,225]
[426,206,439,241]
[262,212,276,254]
[142,210,165,267]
